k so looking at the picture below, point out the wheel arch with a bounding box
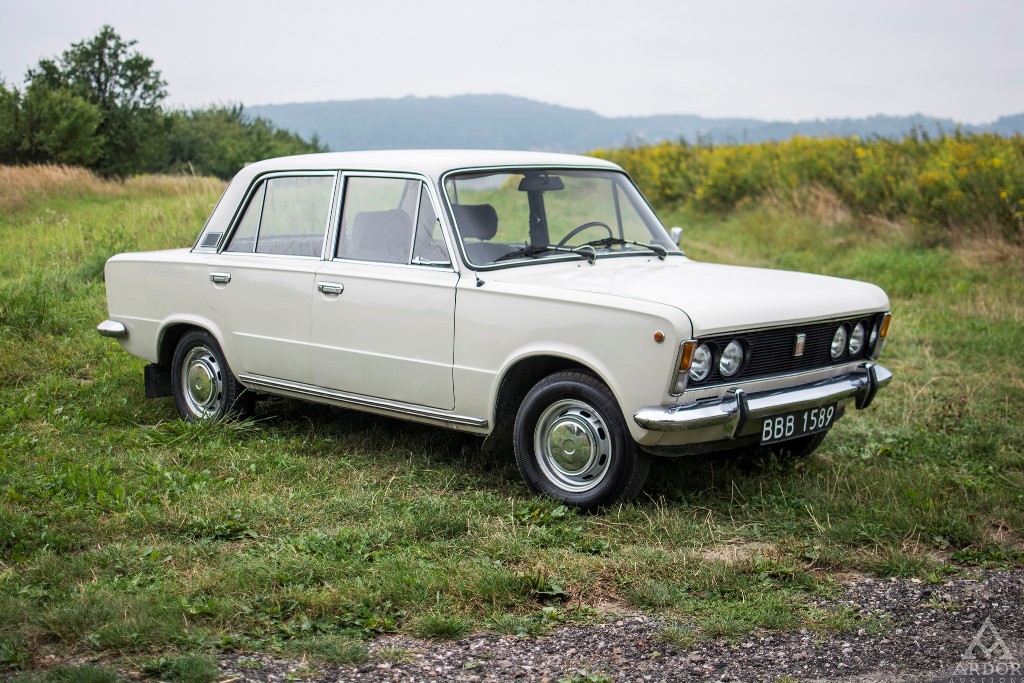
[156,317,234,371]
[157,323,197,367]
[484,353,613,453]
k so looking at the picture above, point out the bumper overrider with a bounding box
[634,362,892,437]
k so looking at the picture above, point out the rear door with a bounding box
[207,172,337,384]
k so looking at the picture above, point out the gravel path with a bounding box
[220,570,1024,683]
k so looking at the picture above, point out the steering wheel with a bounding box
[556,221,612,248]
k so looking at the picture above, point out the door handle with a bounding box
[209,272,231,284]
[317,282,344,295]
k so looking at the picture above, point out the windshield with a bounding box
[443,169,679,267]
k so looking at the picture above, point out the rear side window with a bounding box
[224,183,264,253]
[224,175,335,257]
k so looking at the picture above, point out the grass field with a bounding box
[1,166,1022,680]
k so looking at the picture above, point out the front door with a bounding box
[309,176,457,410]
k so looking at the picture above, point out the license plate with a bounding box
[761,404,836,444]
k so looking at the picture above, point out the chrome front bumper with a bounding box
[634,363,892,436]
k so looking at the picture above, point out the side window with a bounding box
[337,177,418,263]
[255,176,334,257]
[224,182,265,253]
[411,187,450,265]
[224,175,334,257]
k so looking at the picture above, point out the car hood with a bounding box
[487,257,890,335]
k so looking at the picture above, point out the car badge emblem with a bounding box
[794,333,806,357]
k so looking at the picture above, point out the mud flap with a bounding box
[144,363,173,398]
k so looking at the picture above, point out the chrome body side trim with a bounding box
[97,320,128,338]
[634,363,892,434]
[239,374,489,428]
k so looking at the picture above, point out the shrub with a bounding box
[592,133,1024,244]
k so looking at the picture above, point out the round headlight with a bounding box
[830,325,848,360]
[719,340,745,377]
[689,343,713,381]
[848,322,866,356]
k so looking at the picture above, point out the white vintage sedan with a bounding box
[99,150,892,509]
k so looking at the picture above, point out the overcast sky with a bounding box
[1,0,1021,123]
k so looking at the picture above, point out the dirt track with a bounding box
[217,570,1024,682]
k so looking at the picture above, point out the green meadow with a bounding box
[1,161,1021,679]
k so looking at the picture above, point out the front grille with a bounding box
[691,314,883,387]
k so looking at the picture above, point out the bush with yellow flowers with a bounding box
[592,132,1024,244]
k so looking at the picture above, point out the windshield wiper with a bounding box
[494,244,596,264]
[581,236,669,260]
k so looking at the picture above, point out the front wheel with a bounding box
[513,371,650,511]
[171,329,254,422]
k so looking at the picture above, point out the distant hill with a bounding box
[246,94,1024,152]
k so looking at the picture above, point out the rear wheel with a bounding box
[171,329,253,422]
[513,371,650,511]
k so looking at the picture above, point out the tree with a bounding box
[26,25,167,176]
[161,105,327,179]
[0,80,103,166]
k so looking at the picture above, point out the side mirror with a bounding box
[670,227,683,245]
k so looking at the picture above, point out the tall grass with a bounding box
[0,164,224,216]
[0,165,116,215]
[593,133,1024,244]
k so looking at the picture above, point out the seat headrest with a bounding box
[349,209,413,262]
[452,203,498,241]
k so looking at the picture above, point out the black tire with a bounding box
[170,329,254,422]
[513,370,650,511]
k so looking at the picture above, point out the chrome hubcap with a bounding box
[181,345,224,418]
[534,399,612,493]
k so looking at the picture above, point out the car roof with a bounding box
[195,150,625,253]
[236,149,622,183]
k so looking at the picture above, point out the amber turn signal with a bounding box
[879,313,892,339]
[678,340,697,371]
